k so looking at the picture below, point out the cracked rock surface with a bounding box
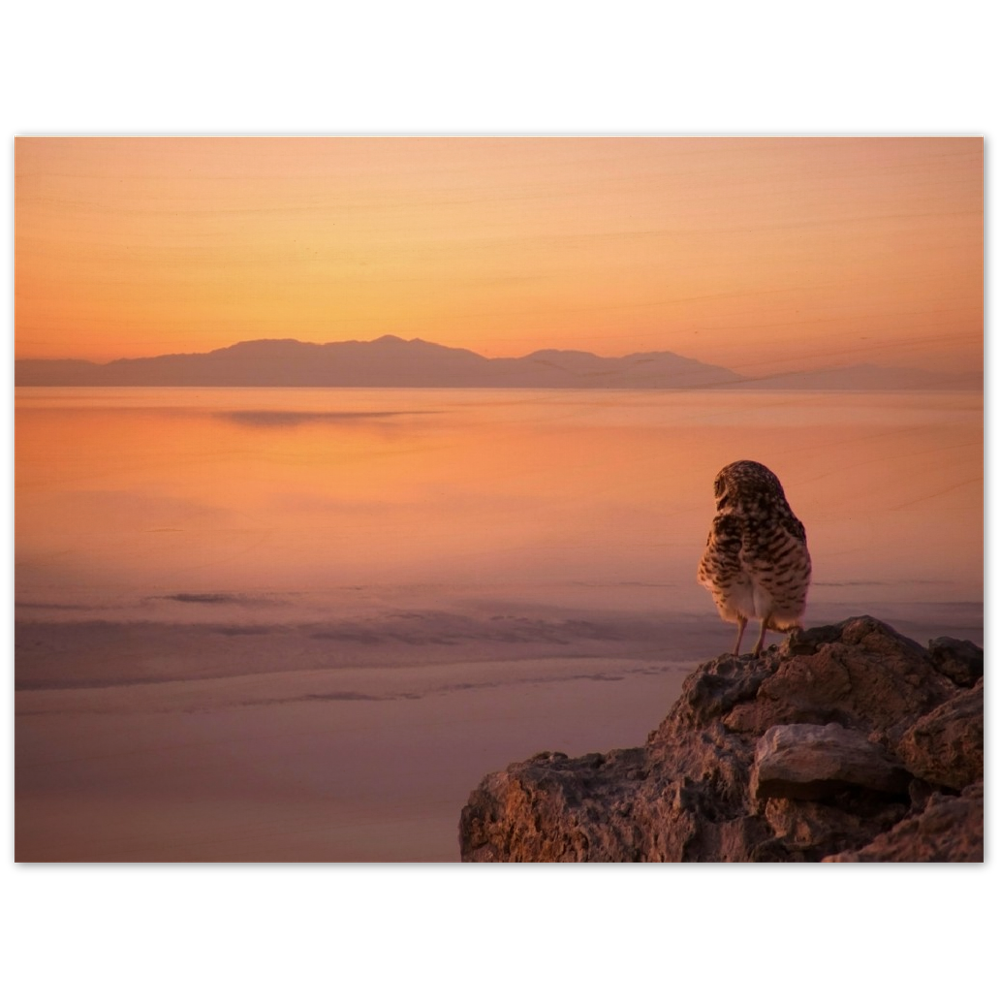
[459,617,983,862]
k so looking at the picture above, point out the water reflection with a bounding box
[16,387,983,629]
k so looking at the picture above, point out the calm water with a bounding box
[15,387,983,860]
[16,386,983,626]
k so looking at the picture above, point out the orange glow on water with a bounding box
[16,387,982,613]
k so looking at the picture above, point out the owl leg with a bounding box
[733,615,747,656]
[752,617,772,657]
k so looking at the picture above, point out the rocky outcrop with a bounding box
[459,617,984,862]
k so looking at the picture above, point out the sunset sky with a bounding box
[15,137,982,376]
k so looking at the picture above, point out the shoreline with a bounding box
[15,600,982,862]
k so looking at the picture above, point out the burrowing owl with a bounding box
[697,460,811,657]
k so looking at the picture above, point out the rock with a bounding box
[824,783,984,862]
[718,616,954,746]
[459,617,983,863]
[894,680,983,791]
[927,637,984,687]
[750,723,910,801]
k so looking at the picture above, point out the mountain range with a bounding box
[14,336,980,390]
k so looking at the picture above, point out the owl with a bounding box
[697,460,811,657]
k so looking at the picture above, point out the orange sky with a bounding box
[15,137,983,375]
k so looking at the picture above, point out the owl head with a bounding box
[712,460,788,511]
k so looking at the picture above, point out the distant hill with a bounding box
[14,336,979,390]
[14,336,742,389]
[741,363,981,391]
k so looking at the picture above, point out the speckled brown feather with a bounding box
[697,460,811,656]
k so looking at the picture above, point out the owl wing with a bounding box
[783,511,807,544]
[698,512,745,582]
